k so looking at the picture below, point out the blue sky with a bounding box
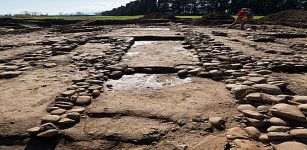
[0,0,135,15]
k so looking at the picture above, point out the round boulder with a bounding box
[209,117,225,127]
[245,126,261,140]
[41,115,61,123]
[75,96,92,106]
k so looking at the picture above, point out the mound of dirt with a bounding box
[261,10,307,28]
[142,13,176,20]
[195,12,234,25]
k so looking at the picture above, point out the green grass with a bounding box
[176,16,202,19]
[13,15,144,21]
[176,15,264,20]
[253,16,264,20]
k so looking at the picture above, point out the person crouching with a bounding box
[228,8,247,30]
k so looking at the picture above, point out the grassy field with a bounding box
[177,15,264,20]
[12,15,264,21]
[253,16,264,20]
[176,16,202,19]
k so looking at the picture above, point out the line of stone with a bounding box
[26,36,135,139]
[175,29,307,149]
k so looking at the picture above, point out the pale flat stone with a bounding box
[267,126,291,132]
[41,115,61,123]
[290,129,307,138]
[252,84,282,95]
[62,90,76,97]
[27,127,40,134]
[270,103,306,122]
[273,141,307,150]
[269,117,289,126]
[237,104,256,112]
[292,96,307,104]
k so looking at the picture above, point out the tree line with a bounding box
[100,0,307,16]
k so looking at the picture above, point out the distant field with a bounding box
[176,15,264,20]
[11,15,264,21]
[253,16,264,20]
[176,16,202,19]
[13,15,144,20]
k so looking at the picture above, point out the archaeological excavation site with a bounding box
[1,3,307,150]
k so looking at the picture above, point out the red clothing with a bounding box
[237,11,246,18]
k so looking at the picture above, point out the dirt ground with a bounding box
[0,23,306,150]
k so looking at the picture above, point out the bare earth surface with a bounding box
[0,46,44,61]
[0,66,86,150]
[90,76,236,120]
[0,23,307,150]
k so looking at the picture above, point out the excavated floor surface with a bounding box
[120,41,199,67]
[0,24,306,150]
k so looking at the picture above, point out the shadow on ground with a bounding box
[25,137,61,150]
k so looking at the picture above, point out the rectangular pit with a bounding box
[120,40,199,68]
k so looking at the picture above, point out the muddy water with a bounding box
[106,74,192,92]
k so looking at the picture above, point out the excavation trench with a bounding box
[120,40,199,68]
[83,36,238,147]
[2,23,307,149]
[112,39,199,90]
[0,27,243,150]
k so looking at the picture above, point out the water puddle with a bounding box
[132,41,157,47]
[106,74,192,92]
